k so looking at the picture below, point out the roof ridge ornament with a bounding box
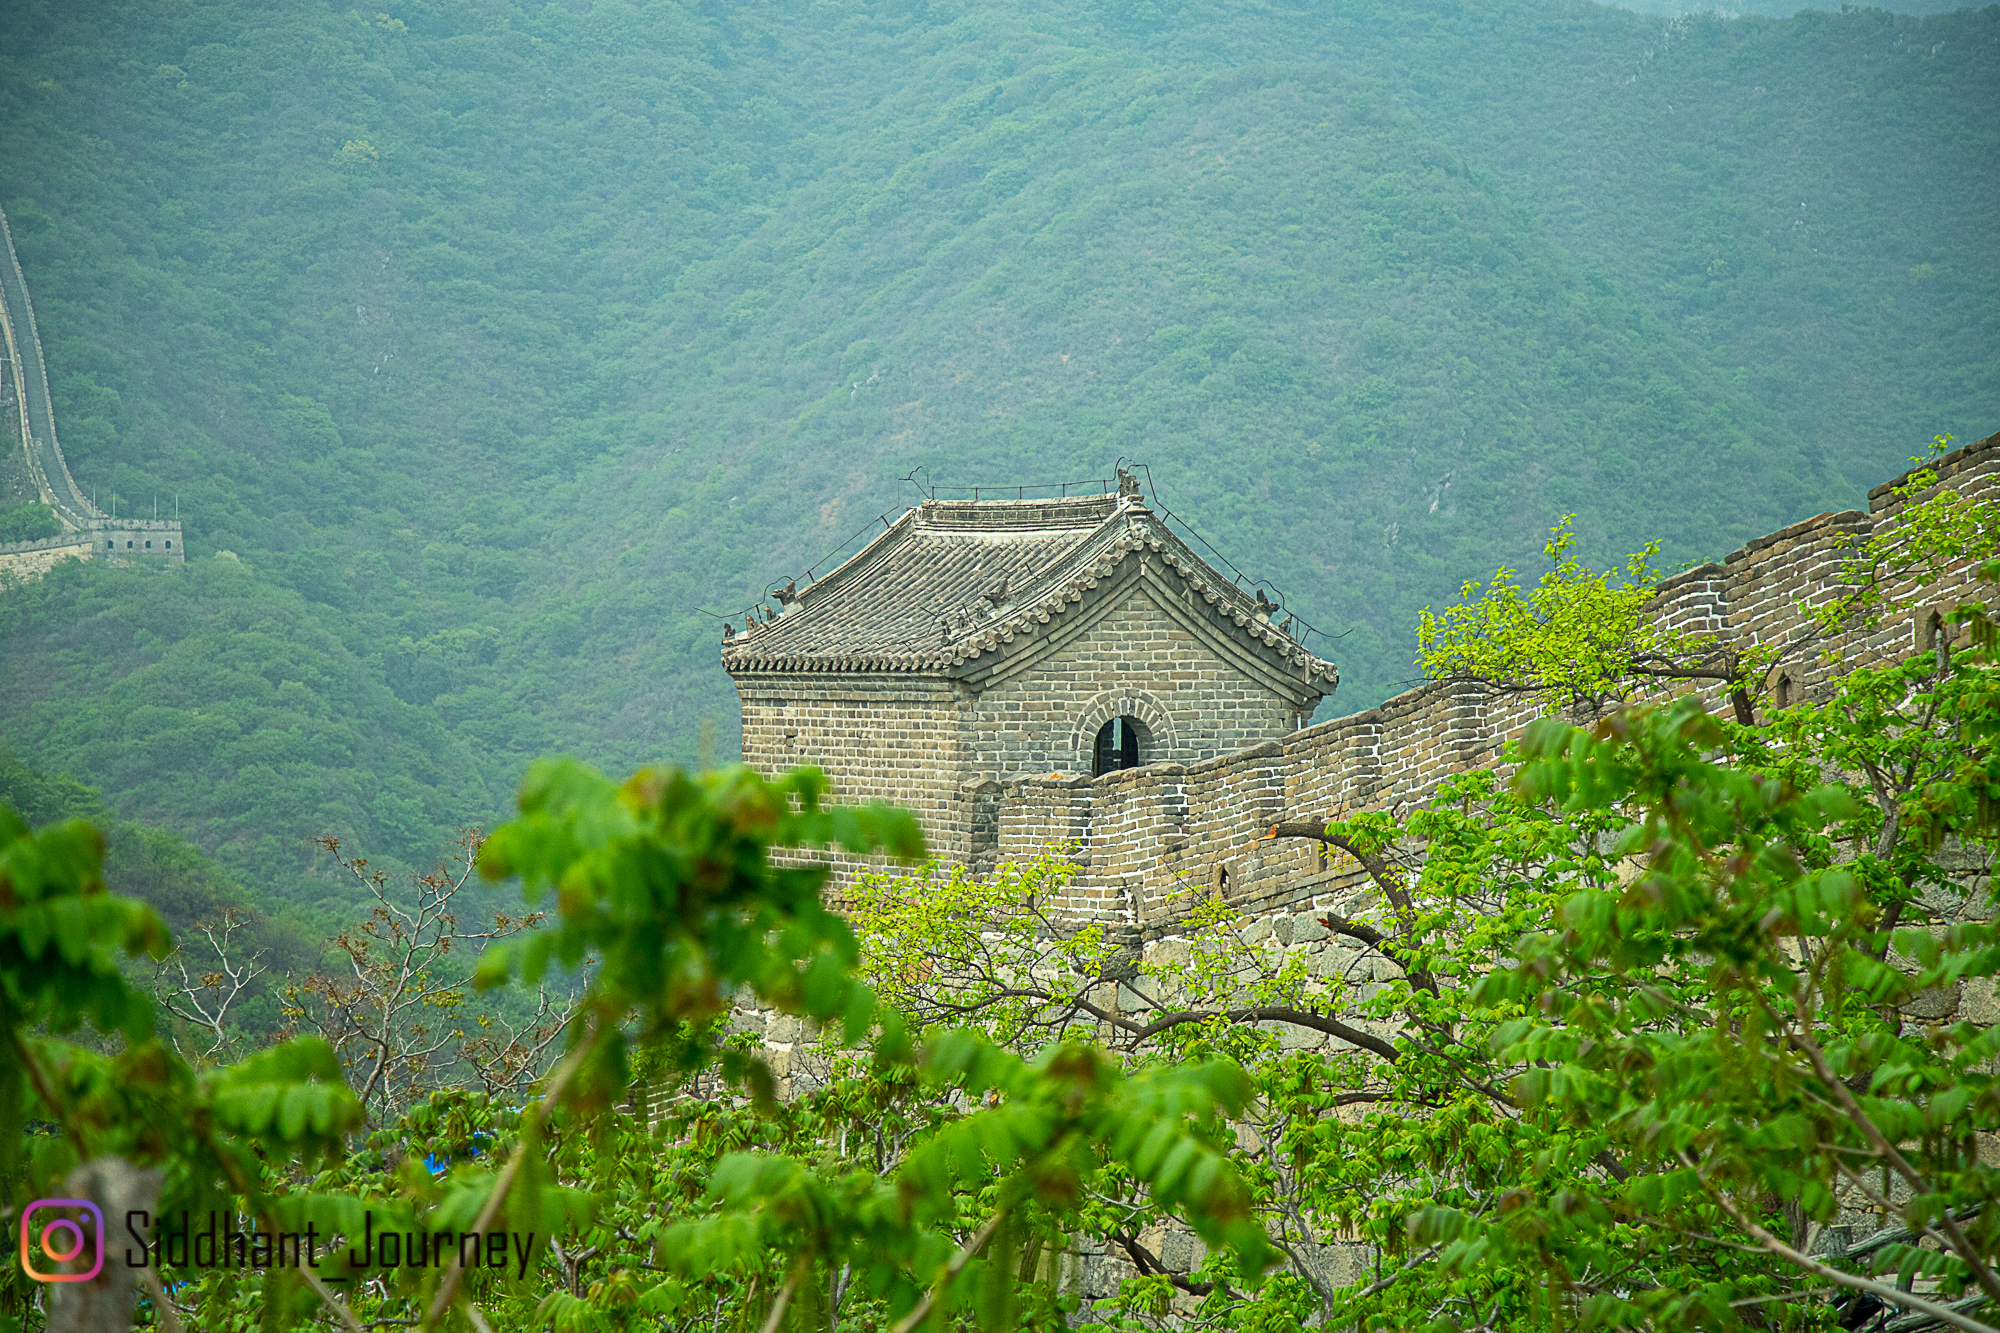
[719,468,1339,694]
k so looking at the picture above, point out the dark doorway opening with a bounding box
[1093,716,1143,775]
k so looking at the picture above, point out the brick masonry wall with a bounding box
[1007,431,2000,930]
[0,517,185,586]
[736,673,970,890]
[970,579,1299,777]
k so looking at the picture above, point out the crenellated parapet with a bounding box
[1006,429,2000,937]
[0,516,186,582]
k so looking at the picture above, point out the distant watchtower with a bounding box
[723,470,1337,870]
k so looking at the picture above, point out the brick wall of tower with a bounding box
[968,582,1301,781]
[89,517,186,566]
[735,673,971,886]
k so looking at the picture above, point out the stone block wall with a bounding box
[88,517,186,566]
[970,579,1299,777]
[0,533,96,580]
[0,516,184,584]
[1010,430,2000,934]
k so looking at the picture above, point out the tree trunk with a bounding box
[44,1156,161,1333]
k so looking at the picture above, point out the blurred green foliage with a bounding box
[0,0,1991,913]
[0,503,59,543]
[0,744,316,1042]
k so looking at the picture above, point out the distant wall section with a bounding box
[0,517,185,585]
[0,533,96,581]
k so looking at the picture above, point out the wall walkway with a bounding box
[0,205,96,528]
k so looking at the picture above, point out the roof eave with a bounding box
[719,497,1338,698]
[936,522,1337,702]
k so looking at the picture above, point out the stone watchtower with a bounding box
[723,470,1338,872]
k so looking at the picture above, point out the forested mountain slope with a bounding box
[0,0,1992,911]
[0,742,312,1035]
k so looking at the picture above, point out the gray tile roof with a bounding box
[721,489,1337,687]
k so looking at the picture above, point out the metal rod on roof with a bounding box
[922,476,1114,500]
[1121,459,1330,648]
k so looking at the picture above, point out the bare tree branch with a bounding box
[156,906,267,1061]
[286,829,546,1124]
[1073,996,1401,1063]
[1112,1231,1213,1295]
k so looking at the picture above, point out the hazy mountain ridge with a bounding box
[0,0,1991,911]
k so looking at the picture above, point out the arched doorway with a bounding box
[1093,715,1146,775]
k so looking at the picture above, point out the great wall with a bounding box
[731,432,1996,939]
[725,427,2000,1085]
[0,203,183,580]
[1008,435,1999,936]
[3,178,1989,1316]
[714,435,1999,1306]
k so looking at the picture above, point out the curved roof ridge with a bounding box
[787,507,919,613]
[720,486,1335,686]
[949,511,1337,683]
[721,493,1135,671]
[915,492,1122,531]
